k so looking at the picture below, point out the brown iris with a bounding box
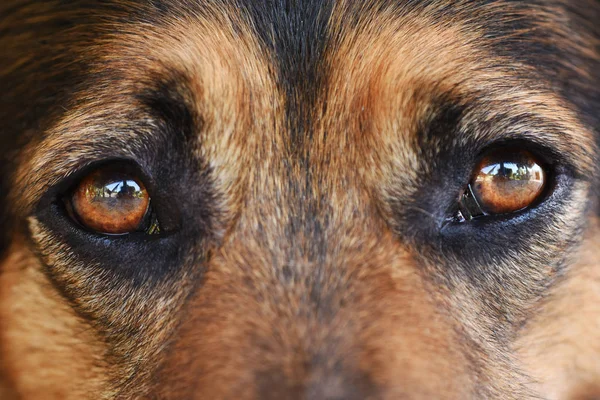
[71,166,150,234]
[470,149,546,215]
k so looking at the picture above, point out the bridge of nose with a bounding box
[151,4,478,397]
[159,99,468,393]
[154,68,470,400]
[157,219,469,399]
[156,23,447,400]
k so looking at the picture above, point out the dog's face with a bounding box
[1,1,600,399]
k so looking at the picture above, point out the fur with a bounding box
[1,1,599,399]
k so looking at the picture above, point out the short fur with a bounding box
[1,1,599,399]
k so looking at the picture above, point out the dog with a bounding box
[1,1,599,399]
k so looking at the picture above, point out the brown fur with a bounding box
[1,1,599,399]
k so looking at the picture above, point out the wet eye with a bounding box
[458,149,547,220]
[68,164,159,235]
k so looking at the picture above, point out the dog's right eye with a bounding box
[458,148,548,220]
[67,164,160,235]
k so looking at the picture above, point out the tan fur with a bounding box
[0,238,109,399]
[1,1,599,399]
[517,217,600,399]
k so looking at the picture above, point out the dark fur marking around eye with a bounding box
[136,70,201,148]
[132,72,219,242]
[29,71,215,286]
[382,92,584,333]
[387,94,469,236]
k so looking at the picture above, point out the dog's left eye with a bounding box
[458,148,547,220]
[67,164,160,235]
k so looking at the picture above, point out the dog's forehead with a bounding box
[13,0,596,218]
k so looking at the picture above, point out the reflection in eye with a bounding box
[70,166,155,235]
[479,161,544,183]
[93,180,145,199]
[459,149,547,219]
